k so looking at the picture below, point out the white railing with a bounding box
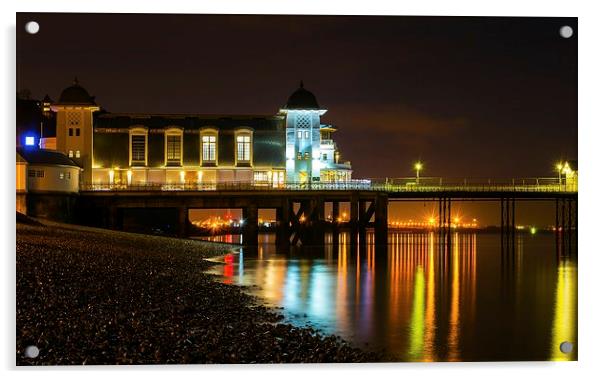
[80,177,577,193]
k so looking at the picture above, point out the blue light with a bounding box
[25,136,35,146]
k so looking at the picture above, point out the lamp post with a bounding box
[414,162,423,185]
[556,162,563,189]
[562,162,572,191]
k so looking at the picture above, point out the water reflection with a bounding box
[550,258,577,361]
[206,231,576,361]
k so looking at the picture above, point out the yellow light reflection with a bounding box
[550,260,577,361]
[423,233,436,361]
[408,266,425,360]
[447,233,460,361]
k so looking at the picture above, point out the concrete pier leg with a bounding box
[177,206,188,237]
[276,199,291,250]
[310,198,325,245]
[358,199,367,246]
[332,201,340,245]
[374,195,389,246]
[242,205,258,246]
[350,194,359,246]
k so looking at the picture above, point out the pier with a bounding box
[70,178,577,247]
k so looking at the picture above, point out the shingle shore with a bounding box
[16,221,382,364]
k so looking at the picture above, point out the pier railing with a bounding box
[80,177,577,193]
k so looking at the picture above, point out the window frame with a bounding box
[234,128,253,166]
[200,128,218,166]
[164,127,184,167]
[129,126,148,167]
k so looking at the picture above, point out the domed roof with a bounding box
[57,77,96,105]
[284,81,321,110]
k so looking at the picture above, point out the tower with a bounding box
[51,78,100,184]
[280,81,327,183]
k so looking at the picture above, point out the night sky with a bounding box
[16,13,577,226]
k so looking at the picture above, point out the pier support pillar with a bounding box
[374,194,389,246]
[332,201,340,245]
[308,198,325,245]
[177,206,188,237]
[242,204,258,246]
[349,194,359,246]
[500,198,515,253]
[358,199,367,246]
[276,199,291,250]
[556,197,577,256]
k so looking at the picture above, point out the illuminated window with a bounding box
[236,134,251,163]
[304,152,310,160]
[131,136,146,164]
[129,127,148,166]
[254,171,269,182]
[59,172,64,180]
[68,150,74,158]
[167,136,181,164]
[165,128,183,166]
[304,131,309,139]
[297,130,302,139]
[201,134,217,162]
[75,150,81,158]
[297,152,302,160]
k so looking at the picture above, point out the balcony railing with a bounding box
[80,177,577,193]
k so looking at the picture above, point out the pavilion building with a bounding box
[32,79,351,188]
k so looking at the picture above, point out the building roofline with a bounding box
[96,112,285,120]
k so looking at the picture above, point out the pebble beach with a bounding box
[16,219,382,365]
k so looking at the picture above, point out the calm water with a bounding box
[204,232,577,362]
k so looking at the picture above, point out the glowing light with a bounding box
[550,260,577,361]
[179,170,186,183]
[414,161,423,184]
[108,169,115,184]
[126,170,132,185]
[530,227,537,235]
[408,266,425,359]
[25,136,35,146]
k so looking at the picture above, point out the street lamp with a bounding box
[414,162,423,184]
[556,162,564,188]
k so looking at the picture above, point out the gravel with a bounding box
[16,221,382,365]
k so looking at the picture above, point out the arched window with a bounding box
[165,127,183,166]
[200,128,218,166]
[235,128,253,166]
[129,126,148,167]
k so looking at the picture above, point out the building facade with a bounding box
[25,79,352,188]
[16,147,81,218]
